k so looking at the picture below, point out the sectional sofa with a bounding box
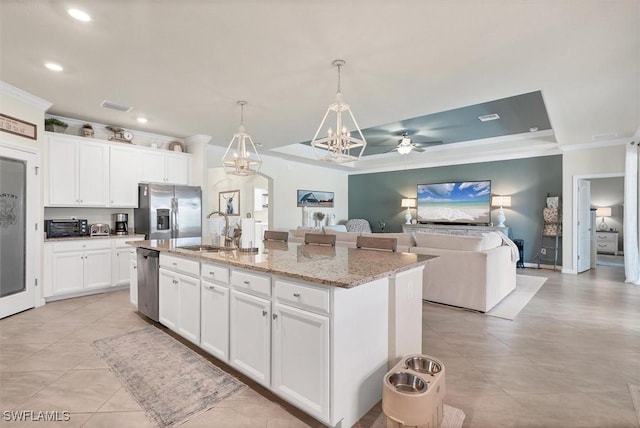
[288,227,519,312]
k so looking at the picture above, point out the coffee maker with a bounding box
[113,213,128,235]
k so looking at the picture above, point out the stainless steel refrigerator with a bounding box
[134,183,202,239]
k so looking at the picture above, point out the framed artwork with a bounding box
[0,113,37,140]
[219,190,240,216]
[297,189,334,207]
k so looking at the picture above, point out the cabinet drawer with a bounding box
[201,262,229,285]
[596,233,617,243]
[160,253,200,277]
[275,280,330,314]
[52,239,111,252]
[231,269,271,298]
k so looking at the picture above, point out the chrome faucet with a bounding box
[206,211,234,247]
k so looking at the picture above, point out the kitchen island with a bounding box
[129,238,436,428]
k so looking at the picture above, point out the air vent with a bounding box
[100,100,132,112]
[592,132,618,141]
[478,113,500,122]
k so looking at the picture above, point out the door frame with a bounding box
[572,172,624,273]
[0,141,42,317]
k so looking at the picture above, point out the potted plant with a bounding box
[44,118,68,133]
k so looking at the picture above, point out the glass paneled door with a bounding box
[0,146,38,318]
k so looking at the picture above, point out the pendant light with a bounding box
[222,100,262,176]
[311,59,367,163]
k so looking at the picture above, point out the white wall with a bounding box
[563,144,626,272]
[1,81,51,307]
[207,149,348,231]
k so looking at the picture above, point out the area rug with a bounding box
[371,404,465,428]
[485,274,547,320]
[92,326,245,428]
[596,254,625,267]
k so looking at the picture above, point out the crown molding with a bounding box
[0,81,52,111]
[184,134,212,146]
[559,137,631,152]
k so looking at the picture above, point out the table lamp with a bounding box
[491,196,512,228]
[595,207,612,231]
[401,198,417,224]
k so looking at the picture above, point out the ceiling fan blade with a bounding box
[412,140,443,147]
[412,147,425,152]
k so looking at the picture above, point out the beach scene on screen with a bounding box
[417,181,491,223]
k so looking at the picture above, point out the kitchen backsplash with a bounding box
[44,207,135,229]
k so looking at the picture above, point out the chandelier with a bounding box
[222,100,262,176]
[311,59,367,163]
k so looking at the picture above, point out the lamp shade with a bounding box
[595,207,612,217]
[401,198,416,208]
[491,196,512,208]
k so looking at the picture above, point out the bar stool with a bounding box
[304,233,336,246]
[356,235,397,252]
[264,230,288,242]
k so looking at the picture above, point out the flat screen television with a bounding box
[417,180,491,225]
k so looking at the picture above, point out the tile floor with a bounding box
[0,266,638,427]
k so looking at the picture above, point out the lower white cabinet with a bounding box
[46,240,112,296]
[113,246,132,286]
[229,289,271,387]
[159,267,200,344]
[129,255,138,305]
[272,302,330,422]
[200,281,229,361]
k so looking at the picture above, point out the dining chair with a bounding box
[304,233,336,246]
[356,235,397,252]
[264,230,289,242]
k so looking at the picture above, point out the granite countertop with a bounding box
[129,238,437,289]
[45,233,146,242]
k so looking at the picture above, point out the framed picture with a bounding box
[297,189,334,207]
[0,113,37,140]
[219,190,240,216]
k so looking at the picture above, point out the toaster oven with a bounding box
[45,219,89,238]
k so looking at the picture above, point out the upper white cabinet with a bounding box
[141,150,190,185]
[47,135,109,206]
[109,145,140,207]
[45,132,191,208]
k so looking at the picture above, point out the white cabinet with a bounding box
[140,150,190,185]
[46,133,192,208]
[112,237,144,288]
[230,289,271,387]
[47,135,109,206]
[159,254,201,344]
[166,153,190,185]
[272,302,330,421]
[46,240,112,296]
[159,268,180,330]
[109,145,140,207]
[201,262,230,361]
[596,231,618,255]
[129,254,138,306]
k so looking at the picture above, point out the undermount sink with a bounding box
[177,244,225,252]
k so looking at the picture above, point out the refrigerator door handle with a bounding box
[172,197,179,237]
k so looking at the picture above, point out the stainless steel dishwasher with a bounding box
[137,248,159,321]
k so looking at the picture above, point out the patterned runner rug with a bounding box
[92,326,245,428]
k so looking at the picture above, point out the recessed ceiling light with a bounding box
[45,62,64,72]
[478,113,500,122]
[137,117,148,124]
[68,9,92,22]
[529,127,539,132]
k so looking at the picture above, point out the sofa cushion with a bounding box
[414,233,484,251]
[361,232,415,247]
[481,232,503,250]
[323,225,348,232]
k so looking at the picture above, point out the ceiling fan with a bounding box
[389,133,443,154]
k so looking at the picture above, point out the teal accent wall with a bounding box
[348,155,562,265]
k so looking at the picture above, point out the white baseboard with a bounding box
[45,284,129,302]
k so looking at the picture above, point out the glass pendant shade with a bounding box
[311,60,367,163]
[222,101,262,176]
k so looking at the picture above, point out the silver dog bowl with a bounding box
[387,372,427,394]
[405,356,442,375]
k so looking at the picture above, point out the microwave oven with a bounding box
[45,219,90,238]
